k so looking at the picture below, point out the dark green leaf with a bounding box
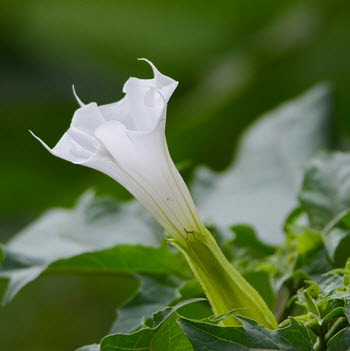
[179,316,314,350]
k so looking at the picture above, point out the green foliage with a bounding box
[179,317,313,351]
[100,300,201,351]
[109,275,182,334]
[2,78,350,349]
[0,242,188,305]
[299,152,350,267]
[0,191,166,304]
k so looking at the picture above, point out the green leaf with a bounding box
[0,192,174,304]
[48,244,189,278]
[192,85,332,243]
[323,209,350,266]
[179,316,314,350]
[100,300,202,351]
[328,328,350,351]
[0,249,45,304]
[0,242,189,304]
[110,275,181,334]
[6,191,161,261]
[299,152,350,230]
[303,291,320,317]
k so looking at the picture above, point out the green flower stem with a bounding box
[172,228,278,329]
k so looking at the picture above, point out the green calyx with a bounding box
[172,228,278,329]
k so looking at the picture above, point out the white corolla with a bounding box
[31,59,204,242]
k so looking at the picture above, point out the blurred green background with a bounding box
[1,0,350,350]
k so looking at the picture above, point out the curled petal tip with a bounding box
[72,84,85,107]
[29,130,53,153]
[137,58,161,81]
[137,57,155,69]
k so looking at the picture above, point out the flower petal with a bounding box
[94,120,203,237]
[124,59,178,102]
[30,128,99,164]
[71,103,105,133]
[99,59,177,134]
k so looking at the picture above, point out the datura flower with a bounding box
[31,59,203,245]
[32,59,277,330]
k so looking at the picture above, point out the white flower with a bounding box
[31,59,204,242]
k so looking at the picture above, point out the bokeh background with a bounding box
[1,1,350,350]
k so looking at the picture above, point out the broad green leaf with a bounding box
[323,209,350,266]
[328,328,350,351]
[6,191,161,261]
[100,300,201,351]
[0,242,189,304]
[0,192,169,304]
[48,244,189,278]
[179,316,314,351]
[299,152,350,230]
[192,85,332,243]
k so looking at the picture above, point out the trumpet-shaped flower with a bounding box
[31,59,204,243]
[32,59,278,329]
